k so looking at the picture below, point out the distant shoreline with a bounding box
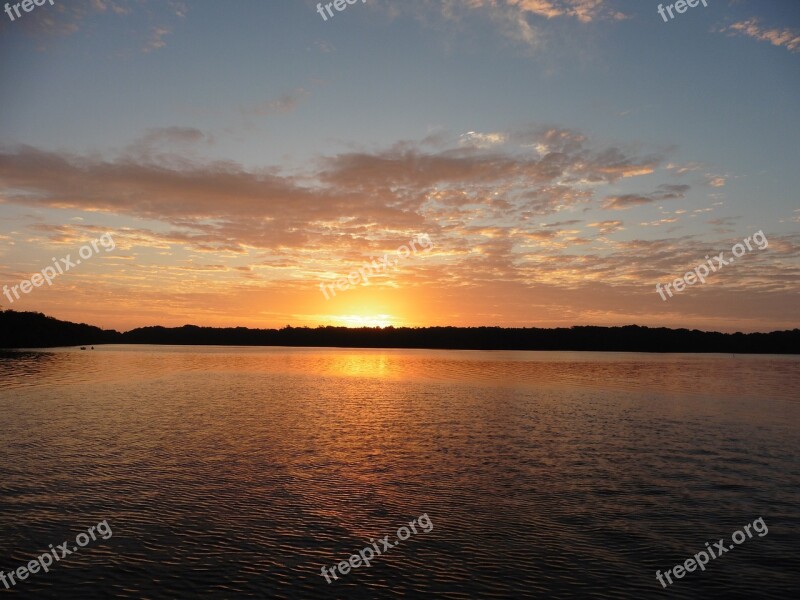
[6,346,800,359]
[2,310,798,354]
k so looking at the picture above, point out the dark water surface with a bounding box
[1,346,799,599]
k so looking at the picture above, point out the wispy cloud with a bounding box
[716,18,800,54]
[143,26,171,53]
[240,88,309,117]
[449,0,626,24]
[602,184,690,211]
[0,0,186,53]
[505,0,627,23]
[122,127,214,161]
[379,0,626,52]
[588,219,624,234]
[459,131,508,148]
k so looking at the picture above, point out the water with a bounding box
[1,346,798,599]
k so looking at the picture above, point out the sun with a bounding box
[334,314,396,328]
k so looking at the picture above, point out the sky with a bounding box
[0,0,798,333]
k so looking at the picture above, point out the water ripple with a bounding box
[0,348,798,598]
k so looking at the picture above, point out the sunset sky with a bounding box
[1,0,798,332]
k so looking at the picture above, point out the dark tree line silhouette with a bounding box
[1,310,798,353]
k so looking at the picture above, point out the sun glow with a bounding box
[334,314,396,328]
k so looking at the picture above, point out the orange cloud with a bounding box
[717,19,800,54]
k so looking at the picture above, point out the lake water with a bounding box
[1,346,799,599]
